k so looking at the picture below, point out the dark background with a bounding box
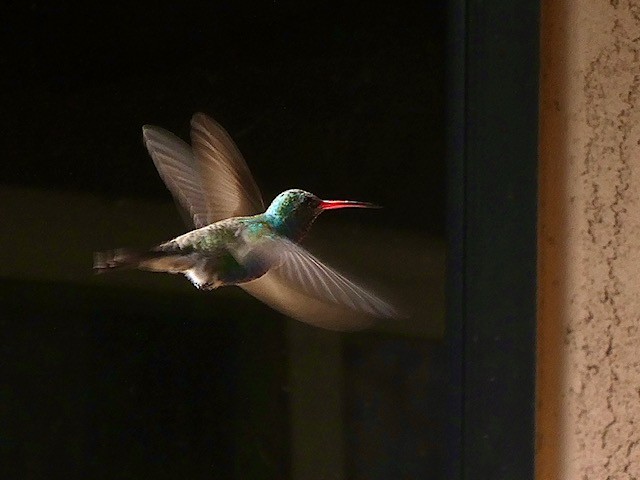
[0,2,447,479]
[1,1,445,235]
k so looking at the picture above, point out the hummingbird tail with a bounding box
[93,249,145,273]
[94,248,198,275]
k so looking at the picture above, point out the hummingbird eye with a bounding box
[304,196,320,209]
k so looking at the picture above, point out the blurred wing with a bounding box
[142,125,210,228]
[238,238,399,330]
[190,113,265,223]
[241,272,376,330]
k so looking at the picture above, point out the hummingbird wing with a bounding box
[238,238,399,330]
[190,113,265,223]
[142,125,211,228]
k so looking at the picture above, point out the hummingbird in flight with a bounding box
[94,113,398,330]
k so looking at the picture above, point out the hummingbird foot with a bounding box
[185,268,222,290]
[194,281,221,291]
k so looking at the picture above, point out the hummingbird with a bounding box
[94,113,398,330]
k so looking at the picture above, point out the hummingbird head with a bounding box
[265,189,379,241]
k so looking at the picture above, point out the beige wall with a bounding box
[538,0,640,478]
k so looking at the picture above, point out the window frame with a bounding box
[447,0,539,478]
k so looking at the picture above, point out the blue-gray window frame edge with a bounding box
[446,0,539,478]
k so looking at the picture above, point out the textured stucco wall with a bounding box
[538,1,640,479]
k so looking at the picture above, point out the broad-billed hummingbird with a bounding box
[94,113,398,330]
